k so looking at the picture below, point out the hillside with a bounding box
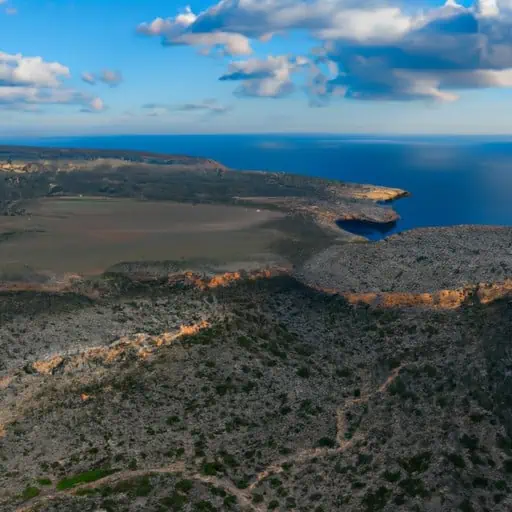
[0,268,511,512]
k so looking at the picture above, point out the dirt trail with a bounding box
[16,462,257,512]
[249,366,405,493]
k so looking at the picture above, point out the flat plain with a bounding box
[0,197,290,275]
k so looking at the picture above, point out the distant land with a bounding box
[8,133,512,238]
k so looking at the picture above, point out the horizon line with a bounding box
[4,132,512,140]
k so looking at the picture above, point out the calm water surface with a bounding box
[10,134,512,240]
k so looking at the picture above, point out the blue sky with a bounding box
[1,0,512,135]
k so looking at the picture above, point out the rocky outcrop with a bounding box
[341,280,512,309]
[300,226,512,294]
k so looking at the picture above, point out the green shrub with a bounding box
[56,469,116,491]
[446,452,466,468]
[400,452,432,473]
[297,367,311,378]
[22,486,40,501]
[224,495,237,507]
[175,479,194,493]
[202,461,224,476]
[317,437,336,448]
[382,470,401,482]
[362,486,391,511]
[252,494,264,503]
[161,492,187,509]
[236,478,249,489]
[398,478,429,498]
[193,500,216,511]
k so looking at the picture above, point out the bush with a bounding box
[317,437,336,448]
[161,492,187,509]
[362,486,391,511]
[446,452,466,468]
[202,461,224,476]
[175,479,194,493]
[382,470,401,483]
[56,469,116,491]
[398,478,429,498]
[252,494,264,503]
[400,452,432,473]
[22,486,40,501]
[194,500,216,511]
[297,367,311,378]
[224,495,237,507]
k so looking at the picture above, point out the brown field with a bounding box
[0,197,289,275]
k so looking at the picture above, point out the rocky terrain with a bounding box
[0,146,511,512]
[0,259,511,512]
[300,226,512,307]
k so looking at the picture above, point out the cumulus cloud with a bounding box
[219,55,309,97]
[0,52,70,87]
[138,0,512,103]
[138,7,252,56]
[321,0,512,101]
[138,1,413,56]
[0,51,104,112]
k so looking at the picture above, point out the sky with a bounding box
[3,0,512,135]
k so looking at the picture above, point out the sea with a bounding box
[9,134,512,240]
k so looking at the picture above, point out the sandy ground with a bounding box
[0,197,287,275]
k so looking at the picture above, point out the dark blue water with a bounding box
[7,134,512,239]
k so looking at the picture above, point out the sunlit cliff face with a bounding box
[340,279,512,309]
[1,268,510,312]
[175,270,275,290]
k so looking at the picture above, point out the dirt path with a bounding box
[16,462,257,512]
[249,365,405,492]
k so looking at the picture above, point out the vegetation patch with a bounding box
[21,486,40,501]
[56,469,117,491]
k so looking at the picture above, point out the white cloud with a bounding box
[138,0,512,103]
[0,52,69,87]
[138,7,252,56]
[81,72,96,85]
[100,69,123,86]
[219,55,309,97]
[82,69,123,86]
[81,97,105,113]
[0,51,104,112]
[142,98,231,115]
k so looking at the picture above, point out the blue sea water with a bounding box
[9,134,512,239]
